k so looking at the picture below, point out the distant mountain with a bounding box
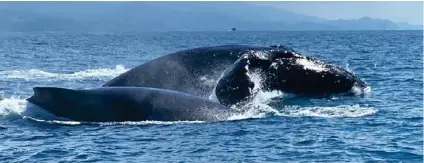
[396,22,424,30]
[321,17,400,30]
[0,2,421,32]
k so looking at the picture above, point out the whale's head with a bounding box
[262,48,370,95]
[26,87,86,120]
[215,46,369,106]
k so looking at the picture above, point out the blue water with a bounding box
[0,31,422,162]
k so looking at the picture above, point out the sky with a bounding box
[254,1,423,25]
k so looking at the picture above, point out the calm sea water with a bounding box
[0,31,422,162]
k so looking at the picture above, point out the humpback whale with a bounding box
[102,45,297,98]
[215,51,369,106]
[25,45,369,122]
[27,87,234,122]
[103,45,368,106]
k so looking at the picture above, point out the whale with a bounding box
[102,44,296,98]
[102,44,369,106]
[26,87,235,122]
[215,51,369,106]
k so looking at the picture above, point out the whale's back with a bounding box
[27,87,232,122]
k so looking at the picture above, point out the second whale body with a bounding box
[27,87,235,122]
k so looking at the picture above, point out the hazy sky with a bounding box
[254,1,423,25]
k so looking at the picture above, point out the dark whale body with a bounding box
[103,44,296,98]
[27,87,234,122]
[103,44,368,106]
[215,51,369,105]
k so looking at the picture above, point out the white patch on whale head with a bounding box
[269,62,278,69]
[295,58,328,72]
[253,51,269,60]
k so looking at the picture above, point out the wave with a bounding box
[0,65,128,81]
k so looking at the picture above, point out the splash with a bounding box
[226,69,285,121]
[0,65,128,81]
[227,90,284,121]
[227,102,376,120]
[0,97,27,116]
[281,104,377,118]
[246,70,263,94]
[351,85,372,95]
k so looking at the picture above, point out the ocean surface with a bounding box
[0,31,422,162]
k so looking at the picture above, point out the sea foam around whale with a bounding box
[0,65,128,81]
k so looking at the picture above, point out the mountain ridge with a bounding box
[0,2,421,32]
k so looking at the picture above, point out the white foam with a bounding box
[25,117,83,125]
[0,65,128,81]
[351,85,372,95]
[227,103,377,120]
[226,69,285,121]
[0,97,27,116]
[246,70,263,94]
[24,117,205,126]
[226,89,281,121]
[281,104,377,118]
[227,105,271,120]
[96,120,205,126]
[296,58,328,72]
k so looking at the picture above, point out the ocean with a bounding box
[0,31,422,162]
